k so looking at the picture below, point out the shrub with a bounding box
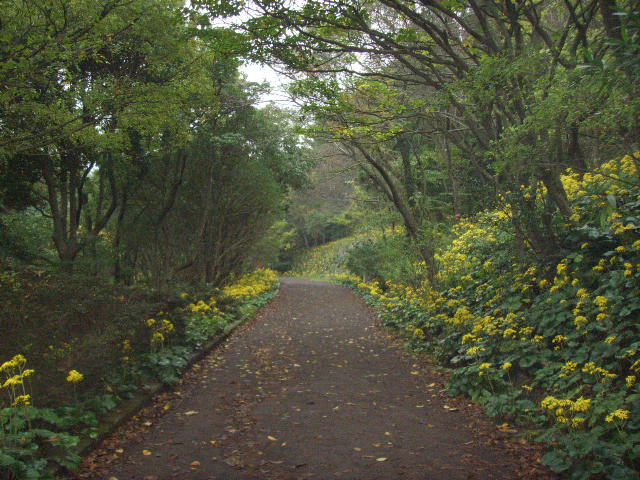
[343,154,640,478]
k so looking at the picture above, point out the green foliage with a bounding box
[0,406,82,480]
[0,269,279,479]
[342,153,640,477]
[345,232,422,285]
[288,234,362,278]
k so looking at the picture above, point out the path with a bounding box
[78,278,552,480]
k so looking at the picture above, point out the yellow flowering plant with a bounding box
[0,354,86,477]
[339,153,640,477]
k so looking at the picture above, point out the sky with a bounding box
[240,61,297,108]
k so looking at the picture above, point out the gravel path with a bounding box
[79,278,552,480]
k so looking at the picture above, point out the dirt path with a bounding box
[78,278,552,480]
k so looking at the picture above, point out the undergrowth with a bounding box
[0,269,279,479]
[334,153,640,479]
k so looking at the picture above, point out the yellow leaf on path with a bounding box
[115,448,124,454]
[354,447,362,452]
[184,411,198,415]
[163,404,170,410]
[108,477,119,480]
[142,450,152,456]
[210,440,217,446]
[191,460,201,466]
[376,457,388,462]
[267,435,277,441]
[411,370,420,375]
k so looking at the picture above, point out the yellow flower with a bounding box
[0,354,27,372]
[502,328,517,338]
[461,333,476,345]
[559,361,578,378]
[12,394,31,406]
[574,316,589,329]
[576,288,589,298]
[604,335,616,344]
[2,374,25,388]
[571,397,591,412]
[501,362,512,370]
[466,346,485,355]
[571,416,586,428]
[66,370,84,383]
[626,375,636,388]
[152,332,165,344]
[594,296,608,308]
[605,409,630,422]
[146,318,156,327]
[478,362,492,376]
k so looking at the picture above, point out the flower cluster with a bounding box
[341,153,640,476]
[0,354,33,407]
[222,268,279,300]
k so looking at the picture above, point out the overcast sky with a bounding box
[240,61,297,108]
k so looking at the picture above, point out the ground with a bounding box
[75,278,554,480]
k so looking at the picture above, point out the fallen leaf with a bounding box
[376,457,388,462]
[267,435,277,441]
[142,450,152,456]
[184,411,199,416]
[410,370,420,375]
[224,456,242,467]
[191,460,201,466]
[115,448,124,454]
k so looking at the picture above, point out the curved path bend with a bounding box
[79,278,552,480]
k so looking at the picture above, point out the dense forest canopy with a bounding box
[0,0,313,286]
[234,0,639,277]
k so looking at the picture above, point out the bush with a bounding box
[0,268,280,478]
[343,154,640,478]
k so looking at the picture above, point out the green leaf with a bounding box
[542,450,573,472]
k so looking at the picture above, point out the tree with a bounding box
[241,0,639,268]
